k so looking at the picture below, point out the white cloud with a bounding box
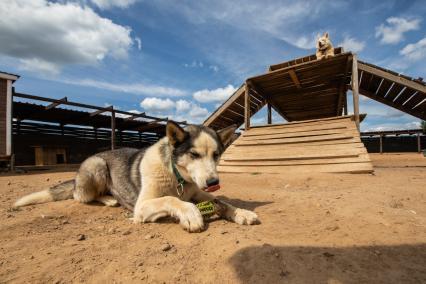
[59,78,186,97]
[139,98,209,123]
[176,99,191,112]
[193,84,237,103]
[0,0,134,74]
[375,17,421,44]
[400,37,426,61]
[364,121,421,132]
[339,35,365,53]
[140,98,175,112]
[135,37,142,50]
[209,65,219,72]
[90,0,137,9]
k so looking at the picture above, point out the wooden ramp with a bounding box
[218,116,373,174]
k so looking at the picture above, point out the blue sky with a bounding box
[0,0,425,130]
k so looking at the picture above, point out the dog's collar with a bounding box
[172,162,186,197]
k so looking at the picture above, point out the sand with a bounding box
[1,153,425,283]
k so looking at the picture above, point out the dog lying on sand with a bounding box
[316,32,334,60]
[14,121,259,232]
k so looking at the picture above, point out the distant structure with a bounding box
[0,78,187,170]
[204,48,426,174]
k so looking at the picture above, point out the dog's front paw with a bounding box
[233,208,259,225]
[178,203,204,233]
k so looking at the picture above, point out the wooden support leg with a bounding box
[379,134,383,154]
[111,109,116,150]
[344,93,348,115]
[351,55,360,131]
[244,82,251,130]
[267,104,272,125]
[417,133,421,153]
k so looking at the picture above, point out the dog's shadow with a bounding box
[215,195,273,211]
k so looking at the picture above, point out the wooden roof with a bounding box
[247,51,351,122]
[356,61,426,120]
[205,48,426,129]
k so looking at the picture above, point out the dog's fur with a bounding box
[316,32,334,60]
[14,122,259,232]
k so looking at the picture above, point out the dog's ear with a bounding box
[166,121,187,146]
[217,124,237,146]
[324,32,329,38]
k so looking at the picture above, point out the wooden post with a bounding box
[343,93,348,115]
[351,54,360,131]
[379,134,383,154]
[244,82,251,130]
[111,108,116,150]
[267,103,272,124]
[417,133,421,153]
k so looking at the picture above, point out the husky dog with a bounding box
[14,121,259,232]
[316,32,334,60]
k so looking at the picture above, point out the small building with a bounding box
[0,71,19,168]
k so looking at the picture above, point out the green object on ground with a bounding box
[196,201,216,217]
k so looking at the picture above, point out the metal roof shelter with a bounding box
[12,92,187,151]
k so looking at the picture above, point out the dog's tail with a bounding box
[14,179,75,208]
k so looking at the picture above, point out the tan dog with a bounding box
[316,32,334,60]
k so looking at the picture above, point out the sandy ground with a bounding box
[1,153,426,284]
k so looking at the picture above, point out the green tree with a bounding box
[421,120,426,133]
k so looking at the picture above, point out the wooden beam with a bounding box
[124,112,146,121]
[245,81,251,130]
[267,104,272,124]
[417,133,421,153]
[136,120,163,132]
[358,62,426,94]
[379,134,383,154]
[351,86,426,120]
[45,97,67,110]
[91,106,113,117]
[111,109,116,150]
[204,84,245,127]
[288,69,301,89]
[352,55,360,131]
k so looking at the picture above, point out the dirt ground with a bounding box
[1,153,426,284]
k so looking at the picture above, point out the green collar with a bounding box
[172,162,185,196]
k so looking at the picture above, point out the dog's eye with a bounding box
[189,151,200,159]
[213,152,219,160]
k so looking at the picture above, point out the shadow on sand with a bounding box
[228,243,426,283]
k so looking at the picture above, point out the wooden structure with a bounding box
[6,91,187,167]
[361,129,424,154]
[206,47,426,174]
[218,116,372,174]
[0,71,19,169]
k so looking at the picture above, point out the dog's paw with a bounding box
[178,203,204,233]
[233,208,259,225]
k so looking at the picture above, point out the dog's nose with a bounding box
[206,178,219,187]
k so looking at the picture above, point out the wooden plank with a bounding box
[352,55,360,131]
[288,69,301,88]
[234,134,357,146]
[231,138,361,148]
[45,97,67,110]
[248,115,354,129]
[267,104,272,124]
[244,82,251,129]
[358,62,426,94]
[220,154,371,166]
[245,120,354,134]
[240,129,358,141]
[204,84,245,127]
[225,142,366,155]
[222,147,367,160]
[356,87,425,120]
[218,162,373,174]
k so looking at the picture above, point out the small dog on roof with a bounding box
[316,32,334,60]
